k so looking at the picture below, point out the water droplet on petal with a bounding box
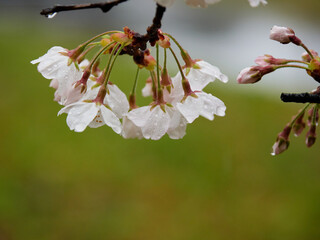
[46,12,57,19]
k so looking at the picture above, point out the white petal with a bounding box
[65,103,98,132]
[121,117,143,139]
[141,106,170,140]
[104,84,129,118]
[176,96,201,123]
[197,92,226,120]
[186,61,228,91]
[142,82,153,97]
[88,109,105,128]
[167,109,188,139]
[126,106,152,128]
[100,105,122,134]
[248,0,267,7]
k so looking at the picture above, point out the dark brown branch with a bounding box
[40,0,128,17]
[281,92,320,103]
[121,4,166,65]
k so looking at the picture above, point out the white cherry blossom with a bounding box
[58,101,122,133]
[126,105,173,140]
[176,92,226,123]
[155,0,267,7]
[121,116,143,139]
[185,60,228,91]
[58,82,129,133]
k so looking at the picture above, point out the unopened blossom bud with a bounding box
[111,33,131,44]
[306,125,317,147]
[307,58,320,83]
[270,26,301,45]
[307,106,319,126]
[301,50,318,62]
[255,54,289,66]
[237,65,275,84]
[292,113,306,137]
[143,53,156,71]
[100,37,112,47]
[158,35,171,48]
[271,125,292,155]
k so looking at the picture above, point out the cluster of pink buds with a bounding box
[272,101,319,155]
[32,27,228,140]
[237,25,320,155]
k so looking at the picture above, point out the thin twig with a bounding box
[281,92,320,103]
[40,0,128,17]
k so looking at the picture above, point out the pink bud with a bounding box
[307,58,320,83]
[270,26,299,45]
[292,114,306,137]
[237,65,275,84]
[271,125,292,155]
[255,54,289,66]
[306,125,317,148]
[301,50,318,62]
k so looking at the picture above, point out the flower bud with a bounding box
[307,106,319,126]
[301,50,318,62]
[271,125,292,155]
[307,58,320,83]
[269,26,301,45]
[143,52,156,71]
[306,125,317,148]
[292,113,306,137]
[100,37,112,47]
[111,33,131,44]
[158,35,171,48]
[237,65,275,84]
[255,54,289,66]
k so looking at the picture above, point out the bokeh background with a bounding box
[1,0,320,239]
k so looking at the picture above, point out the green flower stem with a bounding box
[163,48,167,70]
[156,43,161,94]
[88,41,115,69]
[284,59,309,65]
[80,30,122,49]
[98,43,120,84]
[131,67,140,96]
[163,33,184,52]
[169,47,186,79]
[275,64,309,70]
[290,103,311,127]
[312,104,319,125]
[300,43,315,60]
[150,70,158,100]
[104,43,125,86]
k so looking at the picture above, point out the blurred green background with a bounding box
[1,1,320,239]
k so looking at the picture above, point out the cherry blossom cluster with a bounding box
[155,0,267,8]
[32,27,228,140]
[237,25,320,155]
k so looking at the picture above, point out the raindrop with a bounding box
[46,12,57,19]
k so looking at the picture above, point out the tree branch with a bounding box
[281,92,320,103]
[40,0,128,17]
